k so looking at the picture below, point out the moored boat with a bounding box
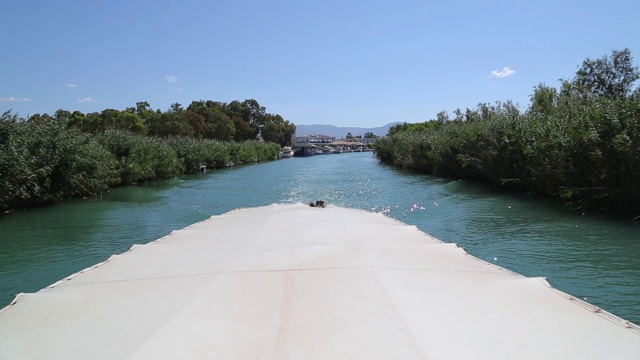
[280,146,293,158]
[293,145,316,157]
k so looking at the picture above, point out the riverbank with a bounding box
[374,50,640,217]
[0,115,280,213]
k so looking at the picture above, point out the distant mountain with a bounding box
[295,122,400,138]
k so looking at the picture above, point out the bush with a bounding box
[0,116,118,211]
[97,130,183,184]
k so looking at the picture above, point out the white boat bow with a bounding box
[1,203,639,359]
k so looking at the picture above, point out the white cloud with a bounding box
[0,96,31,102]
[78,97,96,103]
[165,75,178,83]
[65,83,78,88]
[490,66,516,78]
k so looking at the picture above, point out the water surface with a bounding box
[1,152,638,324]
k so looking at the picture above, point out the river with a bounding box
[1,152,639,324]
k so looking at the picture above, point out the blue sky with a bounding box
[2,0,639,127]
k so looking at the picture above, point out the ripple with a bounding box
[1,152,639,324]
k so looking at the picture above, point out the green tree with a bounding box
[184,111,207,139]
[364,132,378,138]
[99,109,145,134]
[232,115,257,141]
[208,108,236,141]
[186,100,235,141]
[239,99,267,127]
[134,101,156,125]
[170,102,184,112]
[226,99,265,141]
[148,111,194,138]
[53,109,72,123]
[66,111,86,129]
[260,114,296,147]
[573,48,639,101]
[26,113,54,125]
[529,84,558,117]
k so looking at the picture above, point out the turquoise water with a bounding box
[1,152,639,324]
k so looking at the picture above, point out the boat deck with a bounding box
[1,203,639,359]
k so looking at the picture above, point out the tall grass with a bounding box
[375,97,640,213]
[0,115,281,213]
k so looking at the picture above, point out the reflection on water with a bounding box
[1,152,638,324]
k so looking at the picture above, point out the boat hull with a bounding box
[293,146,315,157]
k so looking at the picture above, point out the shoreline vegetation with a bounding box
[2,50,639,219]
[1,99,290,213]
[374,49,640,219]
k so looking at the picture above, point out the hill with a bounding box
[295,122,400,138]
